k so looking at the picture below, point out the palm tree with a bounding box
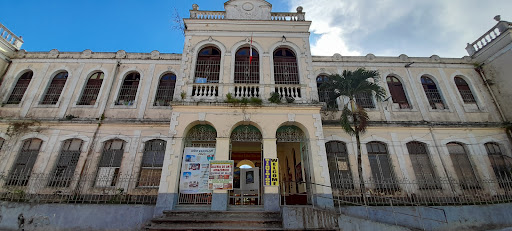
[319,68,386,193]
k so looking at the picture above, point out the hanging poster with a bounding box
[264,158,279,186]
[179,147,215,194]
[208,160,234,190]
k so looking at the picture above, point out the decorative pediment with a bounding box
[224,0,272,20]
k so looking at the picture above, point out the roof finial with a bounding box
[192,4,199,10]
[494,15,501,22]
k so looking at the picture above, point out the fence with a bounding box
[0,173,158,204]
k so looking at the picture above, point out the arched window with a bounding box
[7,138,43,186]
[41,71,68,105]
[234,47,259,83]
[77,72,104,105]
[115,72,140,105]
[485,142,512,183]
[154,73,176,106]
[447,142,479,189]
[317,75,336,109]
[387,76,410,109]
[48,139,83,187]
[454,77,476,104]
[406,142,439,189]
[421,76,447,109]
[0,138,5,151]
[139,139,166,187]
[326,141,353,193]
[6,71,33,104]
[95,139,125,187]
[366,142,397,190]
[274,48,299,84]
[194,46,221,83]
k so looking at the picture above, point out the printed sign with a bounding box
[208,160,234,190]
[264,158,279,186]
[179,147,215,194]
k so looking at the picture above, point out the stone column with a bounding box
[263,138,280,211]
[211,137,230,211]
[154,137,182,216]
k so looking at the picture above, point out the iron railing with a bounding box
[274,61,299,84]
[0,173,158,204]
[424,89,447,109]
[6,82,30,104]
[77,85,102,105]
[194,60,220,83]
[40,83,66,105]
[355,92,375,108]
[115,85,138,105]
[234,61,259,84]
[154,85,175,106]
[458,89,477,104]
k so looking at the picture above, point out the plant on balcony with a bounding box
[319,68,386,193]
[268,92,282,104]
[180,91,186,100]
[250,97,263,105]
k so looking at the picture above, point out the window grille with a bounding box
[355,92,375,108]
[447,142,479,189]
[230,125,262,142]
[234,47,259,83]
[6,71,33,104]
[194,47,221,83]
[115,72,140,105]
[0,138,4,151]
[154,73,176,106]
[138,139,166,187]
[317,75,337,109]
[326,141,354,192]
[421,76,447,109]
[485,142,512,186]
[95,139,125,187]
[274,48,299,84]
[386,76,411,109]
[454,77,477,104]
[406,142,440,189]
[41,71,68,105]
[48,139,83,187]
[276,126,306,143]
[366,142,398,190]
[6,138,43,186]
[77,72,104,105]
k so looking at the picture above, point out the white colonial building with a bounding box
[0,1,512,230]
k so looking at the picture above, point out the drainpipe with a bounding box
[475,65,512,146]
[77,61,121,184]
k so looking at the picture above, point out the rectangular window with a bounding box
[48,139,83,187]
[6,139,42,186]
[95,140,124,187]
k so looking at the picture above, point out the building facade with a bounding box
[0,0,512,227]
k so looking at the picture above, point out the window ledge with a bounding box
[35,104,60,108]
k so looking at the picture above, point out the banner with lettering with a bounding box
[264,158,279,186]
[208,160,234,190]
[179,147,215,194]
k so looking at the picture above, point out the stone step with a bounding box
[162,211,281,219]
[151,218,282,228]
[146,225,288,231]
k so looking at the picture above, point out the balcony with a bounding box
[0,22,24,54]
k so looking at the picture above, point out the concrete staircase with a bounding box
[145,211,283,230]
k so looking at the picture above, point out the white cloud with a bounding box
[288,0,512,57]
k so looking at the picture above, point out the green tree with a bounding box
[319,68,386,193]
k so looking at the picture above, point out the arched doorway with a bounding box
[229,125,262,206]
[276,125,311,205]
[178,124,217,205]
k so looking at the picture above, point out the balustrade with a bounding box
[190,10,226,20]
[271,12,305,21]
[467,21,512,55]
[275,85,302,101]
[233,84,261,98]
[191,84,219,100]
[0,23,23,49]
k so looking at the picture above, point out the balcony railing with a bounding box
[275,85,302,101]
[467,21,512,55]
[189,10,305,21]
[191,83,219,99]
[0,23,24,50]
[233,84,261,98]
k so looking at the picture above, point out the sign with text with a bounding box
[264,158,279,186]
[179,147,215,194]
[208,160,234,190]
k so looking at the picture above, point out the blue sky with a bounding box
[1,0,511,57]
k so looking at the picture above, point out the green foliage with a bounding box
[339,105,369,136]
[268,92,282,104]
[250,97,263,105]
[180,91,186,100]
[6,120,41,137]
[240,97,249,105]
